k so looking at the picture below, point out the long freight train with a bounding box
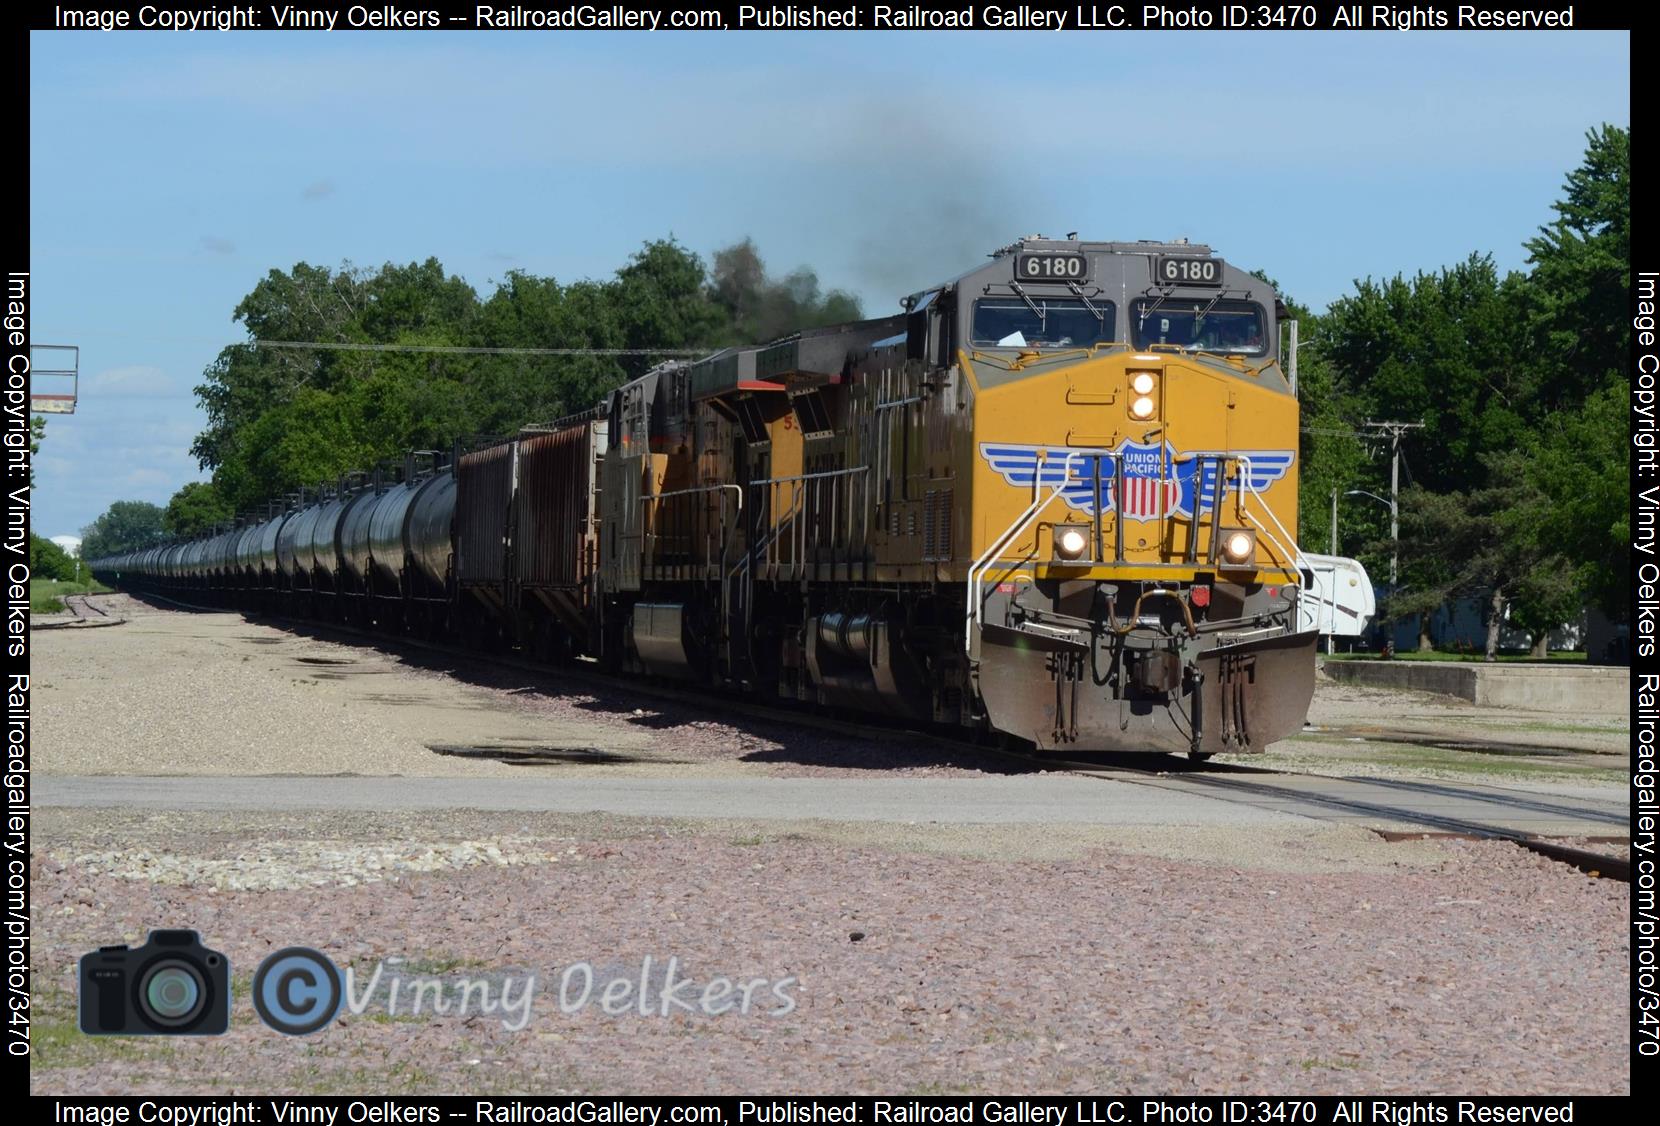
[94,237,1333,757]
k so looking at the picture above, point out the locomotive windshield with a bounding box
[971,297,1117,348]
[1130,298,1267,356]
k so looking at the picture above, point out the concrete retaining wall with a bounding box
[1321,660,1628,713]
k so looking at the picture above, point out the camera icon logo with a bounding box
[79,929,230,1036]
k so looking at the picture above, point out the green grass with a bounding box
[30,577,110,614]
[29,988,175,1071]
[1327,648,1586,663]
[1300,1057,1362,1071]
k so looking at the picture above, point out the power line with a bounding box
[249,339,707,357]
[1360,420,1425,587]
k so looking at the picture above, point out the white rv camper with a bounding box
[1299,554,1377,639]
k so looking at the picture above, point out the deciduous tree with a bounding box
[80,501,166,560]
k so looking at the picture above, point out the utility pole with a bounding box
[1324,487,1338,654]
[1361,420,1424,588]
[1287,320,1299,398]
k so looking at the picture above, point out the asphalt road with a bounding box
[35,771,1626,836]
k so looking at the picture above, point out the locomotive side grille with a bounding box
[923,488,954,561]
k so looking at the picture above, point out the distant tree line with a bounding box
[165,237,859,527]
[1292,124,1628,655]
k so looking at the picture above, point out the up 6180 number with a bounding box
[1157,256,1225,286]
[1015,253,1089,281]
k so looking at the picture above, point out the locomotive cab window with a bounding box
[1130,298,1267,356]
[970,298,1116,349]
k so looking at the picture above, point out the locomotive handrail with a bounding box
[734,486,805,578]
[643,482,743,588]
[750,466,870,487]
[721,469,869,581]
[654,482,744,512]
[966,450,1086,656]
[745,466,869,582]
[1233,455,1318,612]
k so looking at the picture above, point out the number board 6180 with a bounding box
[1014,253,1089,282]
[1157,256,1225,286]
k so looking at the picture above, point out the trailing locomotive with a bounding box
[94,237,1320,757]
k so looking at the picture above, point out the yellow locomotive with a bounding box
[586,236,1313,756]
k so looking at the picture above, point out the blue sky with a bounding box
[29,30,1629,541]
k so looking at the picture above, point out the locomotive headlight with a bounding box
[1053,525,1090,561]
[1221,530,1256,565]
[1129,395,1158,420]
[1129,371,1158,395]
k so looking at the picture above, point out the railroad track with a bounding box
[34,592,125,630]
[64,594,110,619]
[1018,756,1629,880]
[130,590,1631,882]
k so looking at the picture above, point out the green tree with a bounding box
[1389,437,1598,661]
[80,500,166,561]
[1292,347,1377,563]
[30,534,76,581]
[1502,381,1630,622]
[1318,254,1533,493]
[1502,125,1631,627]
[29,416,44,487]
[193,239,861,512]
[192,261,374,473]
[232,387,374,507]
[1521,123,1629,412]
[466,271,628,433]
[164,481,235,538]
[612,238,726,375]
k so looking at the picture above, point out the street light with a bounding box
[1340,488,1395,585]
[1326,487,1396,656]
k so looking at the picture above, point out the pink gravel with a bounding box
[31,815,1627,1095]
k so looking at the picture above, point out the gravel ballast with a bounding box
[31,809,1628,1096]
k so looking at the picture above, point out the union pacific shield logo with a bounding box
[978,440,1295,521]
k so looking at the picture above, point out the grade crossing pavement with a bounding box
[35,771,1625,837]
